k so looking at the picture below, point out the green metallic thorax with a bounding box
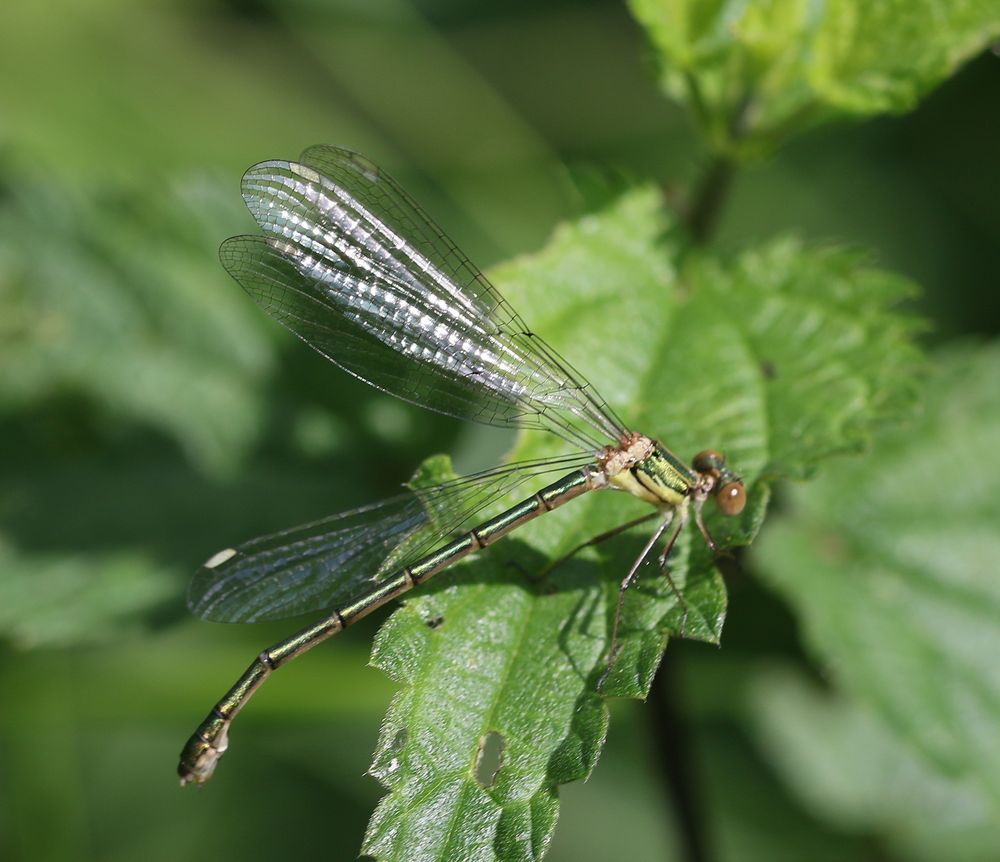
[610,441,697,508]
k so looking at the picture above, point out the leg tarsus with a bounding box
[597,643,621,691]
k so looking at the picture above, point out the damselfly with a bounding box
[178,146,746,785]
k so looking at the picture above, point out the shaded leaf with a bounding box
[751,666,1000,862]
[753,344,1000,817]
[0,537,175,649]
[0,176,271,475]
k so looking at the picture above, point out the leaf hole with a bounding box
[474,730,504,788]
[389,728,408,754]
[426,615,444,629]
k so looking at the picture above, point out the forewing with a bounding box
[298,145,513,333]
[220,235,498,423]
[223,146,625,449]
[187,457,589,623]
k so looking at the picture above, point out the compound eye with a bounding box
[715,481,746,516]
[693,449,725,473]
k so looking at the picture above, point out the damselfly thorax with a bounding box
[178,147,746,786]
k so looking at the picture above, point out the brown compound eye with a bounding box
[715,481,746,516]
[693,449,725,474]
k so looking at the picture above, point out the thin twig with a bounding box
[645,118,742,862]
[647,649,710,862]
[684,156,736,245]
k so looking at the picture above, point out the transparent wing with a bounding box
[222,145,627,450]
[187,454,592,623]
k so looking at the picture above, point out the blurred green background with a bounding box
[1,1,998,860]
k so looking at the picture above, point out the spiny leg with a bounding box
[693,496,736,564]
[692,497,718,553]
[598,512,674,690]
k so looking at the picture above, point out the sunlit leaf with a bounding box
[363,188,922,860]
[628,0,1000,156]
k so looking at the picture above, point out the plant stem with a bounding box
[648,148,738,862]
[647,649,710,862]
[684,155,736,245]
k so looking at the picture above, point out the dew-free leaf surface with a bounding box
[754,345,1000,822]
[628,0,1000,156]
[362,188,922,861]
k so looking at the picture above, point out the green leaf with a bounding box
[362,188,923,860]
[0,537,175,649]
[809,0,1000,114]
[364,550,605,862]
[753,345,1000,819]
[681,238,924,479]
[750,666,1000,862]
[0,176,272,476]
[628,0,1000,157]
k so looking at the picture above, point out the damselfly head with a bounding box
[692,450,746,516]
